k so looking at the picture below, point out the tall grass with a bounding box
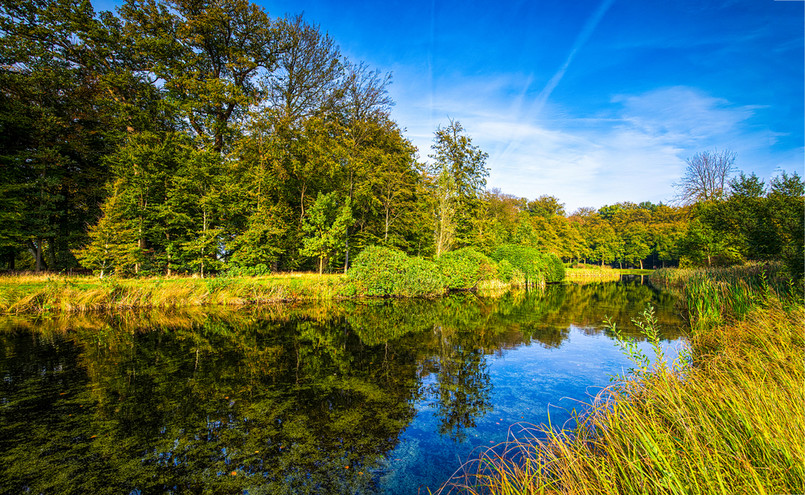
[0,273,352,314]
[436,263,805,495]
[650,262,798,329]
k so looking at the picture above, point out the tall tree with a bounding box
[119,0,281,153]
[676,149,736,205]
[73,180,141,277]
[428,120,489,254]
[0,0,135,270]
[300,192,353,274]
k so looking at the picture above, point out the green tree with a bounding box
[428,120,489,253]
[73,181,141,277]
[119,0,281,153]
[0,0,131,270]
[301,192,354,274]
[767,172,804,278]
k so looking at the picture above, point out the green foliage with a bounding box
[348,246,443,297]
[300,192,354,274]
[223,264,272,277]
[73,184,142,278]
[436,247,496,290]
[490,244,565,285]
[428,120,489,253]
[494,258,517,283]
[539,252,565,283]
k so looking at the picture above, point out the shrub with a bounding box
[222,263,271,277]
[348,246,444,297]
[491,244,543,285]
[490,244,565,285]
[495,258,516,282]
[436,247,497,290]
[396,256,445,297]
[543,253,565,283]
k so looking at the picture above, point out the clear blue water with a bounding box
[0,279,685,494]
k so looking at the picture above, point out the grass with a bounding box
[564,267,630,284]
[436,263,805,495]
[0,272,353,314]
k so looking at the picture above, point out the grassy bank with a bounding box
[564,267,622,283]
[0,273,352,314]
[438,264,804,494]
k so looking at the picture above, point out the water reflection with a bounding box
[0,281,684,494]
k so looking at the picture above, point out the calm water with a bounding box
[0,280,685,494]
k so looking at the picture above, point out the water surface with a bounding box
[0,280,685,494]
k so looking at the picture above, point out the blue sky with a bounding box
[94,0,805,212]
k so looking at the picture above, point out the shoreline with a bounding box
[0,268,646,315]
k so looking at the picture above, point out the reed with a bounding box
[437,264,805,495]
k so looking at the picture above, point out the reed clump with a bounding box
[437,263,805,495]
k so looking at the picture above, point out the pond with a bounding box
[0,279,686,494]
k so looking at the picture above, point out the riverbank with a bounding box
[0,273,353,314]
[439,263,804,494]
[0,267,645,315]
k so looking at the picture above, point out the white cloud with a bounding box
[391,80,779,213]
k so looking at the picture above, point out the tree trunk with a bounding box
[639,259,644,270]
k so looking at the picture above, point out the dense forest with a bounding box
[1,0,802,278]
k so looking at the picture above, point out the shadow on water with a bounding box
[0,280,685,494]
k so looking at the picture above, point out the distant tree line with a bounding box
[1,0,802,278]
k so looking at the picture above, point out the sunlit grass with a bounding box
[564,267,622,283]
[0,272,353,314]
[436,263,805,495]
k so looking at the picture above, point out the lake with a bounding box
[0,279,686,494]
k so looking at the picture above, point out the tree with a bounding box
[119,0,280,153]
[73,181,141,277]
[527,195,566,217]
[300,192,353,274]
[766,172,804,278]
[0,0,133,270]
[428,120,489,254]
[676,149,736,205]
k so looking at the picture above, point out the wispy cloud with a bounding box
[532,0,615,116]
[391,81,781,213]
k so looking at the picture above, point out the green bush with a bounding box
[395,256,444,297]
[348,246,443,297]
[490,244,565,284]
[436,247,497,290]
[543,253,565,283]
[223,263,271,277]
[495,258,516,282]
[491,244,543,285]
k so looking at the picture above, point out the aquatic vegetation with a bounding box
[437,264,805,495]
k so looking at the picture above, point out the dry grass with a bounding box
[0,272,352,314]
[564,267,622,283]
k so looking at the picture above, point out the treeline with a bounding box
[1,0,802,277]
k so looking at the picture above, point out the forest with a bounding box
[1,0,803,279]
